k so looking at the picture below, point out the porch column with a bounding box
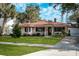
[21,28,25,35]
[44,27,48,36]
[52,27,54,35]
[27,27,29,33]
[32,27,36,34]
[30,27,33,35]
[31,27,32,33]
[65,26,68,33]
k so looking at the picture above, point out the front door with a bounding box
[48,27,52,35]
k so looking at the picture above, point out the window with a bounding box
[29,27,31,32]
[54,27,64,32]
[25,27,31,32]
[36,27,44,32]
[25,27,28,32]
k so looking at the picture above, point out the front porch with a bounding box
[21,26,66,36]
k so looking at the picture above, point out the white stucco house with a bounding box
[20,20,69,36]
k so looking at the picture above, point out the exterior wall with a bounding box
[21,28,25,35]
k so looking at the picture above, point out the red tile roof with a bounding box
[19,20,69,27]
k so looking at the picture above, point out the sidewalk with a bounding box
[0,42,54,48]
[23,49,79,56]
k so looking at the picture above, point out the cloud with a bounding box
[15,3,26,13]
[15,3,66,22]
[39,6,62,22]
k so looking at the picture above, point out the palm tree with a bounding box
[69,12,79,20]
[15,4,40,23]
[16,12,27,23]
[0,3,16,35]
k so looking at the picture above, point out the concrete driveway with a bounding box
[52,36,79,50]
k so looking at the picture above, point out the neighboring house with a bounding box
[20,20,69,36]
[68,21,79,36]
[4,18,17,35]
[0,18,16,35]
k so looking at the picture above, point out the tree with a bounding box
[49,3,79,22]
[25,4,40,22]
[61,3,79,23]
[15,4,40,23]
[16,13,27,23]
[0,3,16,35]
[69,6,79,20]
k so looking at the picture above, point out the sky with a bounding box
[15,3,67,23]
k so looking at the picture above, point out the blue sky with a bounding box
[15,3,67,23]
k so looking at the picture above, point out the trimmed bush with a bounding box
[11,23,21,38]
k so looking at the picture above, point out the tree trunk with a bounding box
[66,12,68,23]
[61,14,63,22]
[1,14,7,35]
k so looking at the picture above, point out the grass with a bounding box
[0,36,62,56]
[0,36,62,45]
[0,44,47,56]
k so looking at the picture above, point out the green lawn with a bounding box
[0,36,62,56]
[0,44,47,56]
[0,36,62,45]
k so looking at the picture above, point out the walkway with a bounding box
[0,42,54,48]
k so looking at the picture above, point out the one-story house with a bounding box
[20,20,69,36]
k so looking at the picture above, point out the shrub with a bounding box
[67,30,71,36]
[61,30,67,37]
[11,23,21,38]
